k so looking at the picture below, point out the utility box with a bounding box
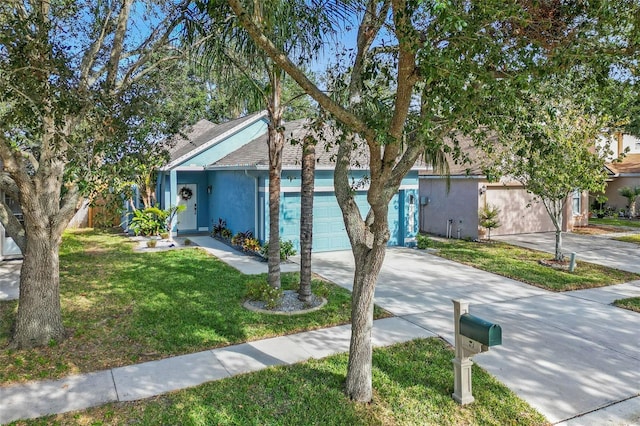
[452,300,502,405]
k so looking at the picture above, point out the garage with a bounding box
[279,189,417,252]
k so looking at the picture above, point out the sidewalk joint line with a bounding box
[110,369,121,402]
[553,394,640,425]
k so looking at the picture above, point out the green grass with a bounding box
[429,239,640,292]
[613,234,640,245]
[0,229,388,385]
[589,217,640,228]
[20,339,549,426]
[613,297,640,313]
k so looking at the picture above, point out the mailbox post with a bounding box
[452,299,502,405]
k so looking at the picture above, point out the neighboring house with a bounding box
[0,189,89,260]
[0,189,23,260]
[603,134,640,212]
[419,139,589,239]
[155,112,420,252]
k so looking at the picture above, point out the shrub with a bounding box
[231,230,253,247]
[260,239,297,261]
[479,204,501,240]
[245,279,283,310]
[129,207,166,236]
[128,205,186,236]
[221,228,232,239]
[212,218,227,237]
[416,234,431,249]
[242,237,261,252]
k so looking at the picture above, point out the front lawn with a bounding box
[614,297,640,313]
[0,230,388,386]
[427,239,639,292]
[613,234,640,245]
[589,217,640,228]
[20,338,549,426]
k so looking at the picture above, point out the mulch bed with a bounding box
[572,225,624,235]
[538,258,573,271]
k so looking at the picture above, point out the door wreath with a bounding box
[179,186,193,201]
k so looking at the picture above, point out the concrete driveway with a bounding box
[311,247,640,424]
[495,231,640,273]
[0,260,20,301]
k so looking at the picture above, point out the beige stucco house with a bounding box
[418,141,589,239]
[603,134,640,213]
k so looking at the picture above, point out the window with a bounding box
[572,190,581,216]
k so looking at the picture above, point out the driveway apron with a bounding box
[495,232,640,274]
[310,247,640,424]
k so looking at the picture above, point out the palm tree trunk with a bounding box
[298,138,315,302]
[266,71,284,289]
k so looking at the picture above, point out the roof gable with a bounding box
[161,111,268,170]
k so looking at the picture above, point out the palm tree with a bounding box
[189,1,333,288]
[619,186,640,217]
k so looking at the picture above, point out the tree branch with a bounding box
[226,0,372,139]
[55,184,81,237]
[80,7,113,89]
[106,0,134,89]
[0,172,20,199]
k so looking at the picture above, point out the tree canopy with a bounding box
[0,0,192,348]
[219,0,640,401]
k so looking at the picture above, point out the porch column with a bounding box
[169,169,178,235]
[155,171,164,208]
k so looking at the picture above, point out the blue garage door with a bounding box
[279,191,369,252]
[312,191,368,251]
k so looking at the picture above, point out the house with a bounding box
[418,138,589,239]
[0,189,89,261]
[603,134,640,213]
[155,112,420,252]
[0,189,23,260]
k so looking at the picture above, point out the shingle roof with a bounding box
[166,112,266,166]
[606,153,640,175]
[419,133,500,176]
[210,118,371,169]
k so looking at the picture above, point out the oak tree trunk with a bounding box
[13,225,65,348]
[345,238,387,401]
[298,138,315,302]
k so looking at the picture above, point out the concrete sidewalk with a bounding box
[186,235,301,275]
[0,317,433,424]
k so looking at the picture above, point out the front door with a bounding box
[176,184,197,232]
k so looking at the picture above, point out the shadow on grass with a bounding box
[34,339,547,425]
[1,230,358,385]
